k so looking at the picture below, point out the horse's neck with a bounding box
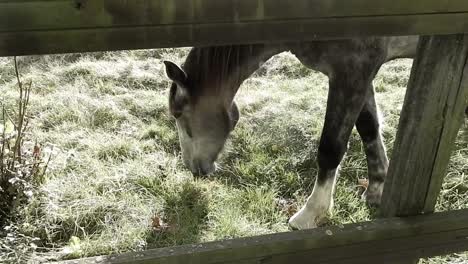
[385,36,419,61]
[183,44,284,103]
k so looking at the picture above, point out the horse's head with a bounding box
[164,61,239,176]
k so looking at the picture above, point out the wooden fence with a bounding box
[1,0,468,263]
[1,0,468,56]
[57,209,468,264]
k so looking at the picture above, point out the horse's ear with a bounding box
[164,61,187,88]
[165,61,190,117]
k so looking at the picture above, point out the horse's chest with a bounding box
[291,45,333,75]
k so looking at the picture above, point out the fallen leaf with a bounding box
[277,198,297,217]
[151,215,170,231]
[33,144,41,159]
[357,178,369,189]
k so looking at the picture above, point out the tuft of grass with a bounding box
[146,181,210,247]
[140,124,179,152]
[95,139,141,161]
[90,103,127,129]
[240,186,287,226]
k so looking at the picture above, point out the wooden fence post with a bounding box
[380,34,468,263]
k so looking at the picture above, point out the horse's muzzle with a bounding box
[190,160,216,176]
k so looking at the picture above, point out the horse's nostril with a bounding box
[191,168,208,177]
[190,164,206,177]
[289,225,299,231]
[192,160,202,175]
[191,162,215,177]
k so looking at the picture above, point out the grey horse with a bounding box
[164,36,419,229]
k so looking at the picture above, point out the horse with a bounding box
[163,36,419,230]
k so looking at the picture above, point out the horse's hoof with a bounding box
[362,182,384,207]
[288,203,327,230]
[289,211,318,230]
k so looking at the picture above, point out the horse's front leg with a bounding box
[289,71,370,230]
[356,87,388,206]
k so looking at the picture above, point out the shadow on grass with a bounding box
[146,182,209,248]
[203,112,321,199]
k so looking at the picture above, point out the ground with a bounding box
[0,49,467,263]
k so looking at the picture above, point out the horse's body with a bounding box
[164,36,419,229]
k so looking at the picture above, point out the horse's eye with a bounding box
[173,111,182,119]
[182,121,193,138]
[177,117,192,138]
[185,125,193,138]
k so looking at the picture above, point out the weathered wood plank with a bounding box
[51,209,468,264]
[2,13,468,57]
[381,34,468,218]
[1,0,468,56]
[2,0,468,32]
[423,55,468,213]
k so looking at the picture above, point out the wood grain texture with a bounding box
[1,0,468,32]
[51,209,468,264]
[381,34,468,218]
[1,0,468,56]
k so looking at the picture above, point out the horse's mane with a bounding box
[181,44,269,95]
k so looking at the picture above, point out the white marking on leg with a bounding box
[289,170,337,230]
[362,181,384,204]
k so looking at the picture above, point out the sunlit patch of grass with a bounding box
[115,91,170,123]
[90,103,128,129]
[36,94,129,131]
[22,180,158,258]
[95,138,141,161]
[240,186,287,226]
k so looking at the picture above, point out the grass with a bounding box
[0,49,466,263]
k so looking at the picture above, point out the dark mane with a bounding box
[181,44,278,95]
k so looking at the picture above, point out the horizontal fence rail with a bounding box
[53,209,468,264]
[1,0,468,56]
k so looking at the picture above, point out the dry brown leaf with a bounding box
[33,144,41,159]
[277,198,297,217]
[357,178,369,189]
[151,215,171,232]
